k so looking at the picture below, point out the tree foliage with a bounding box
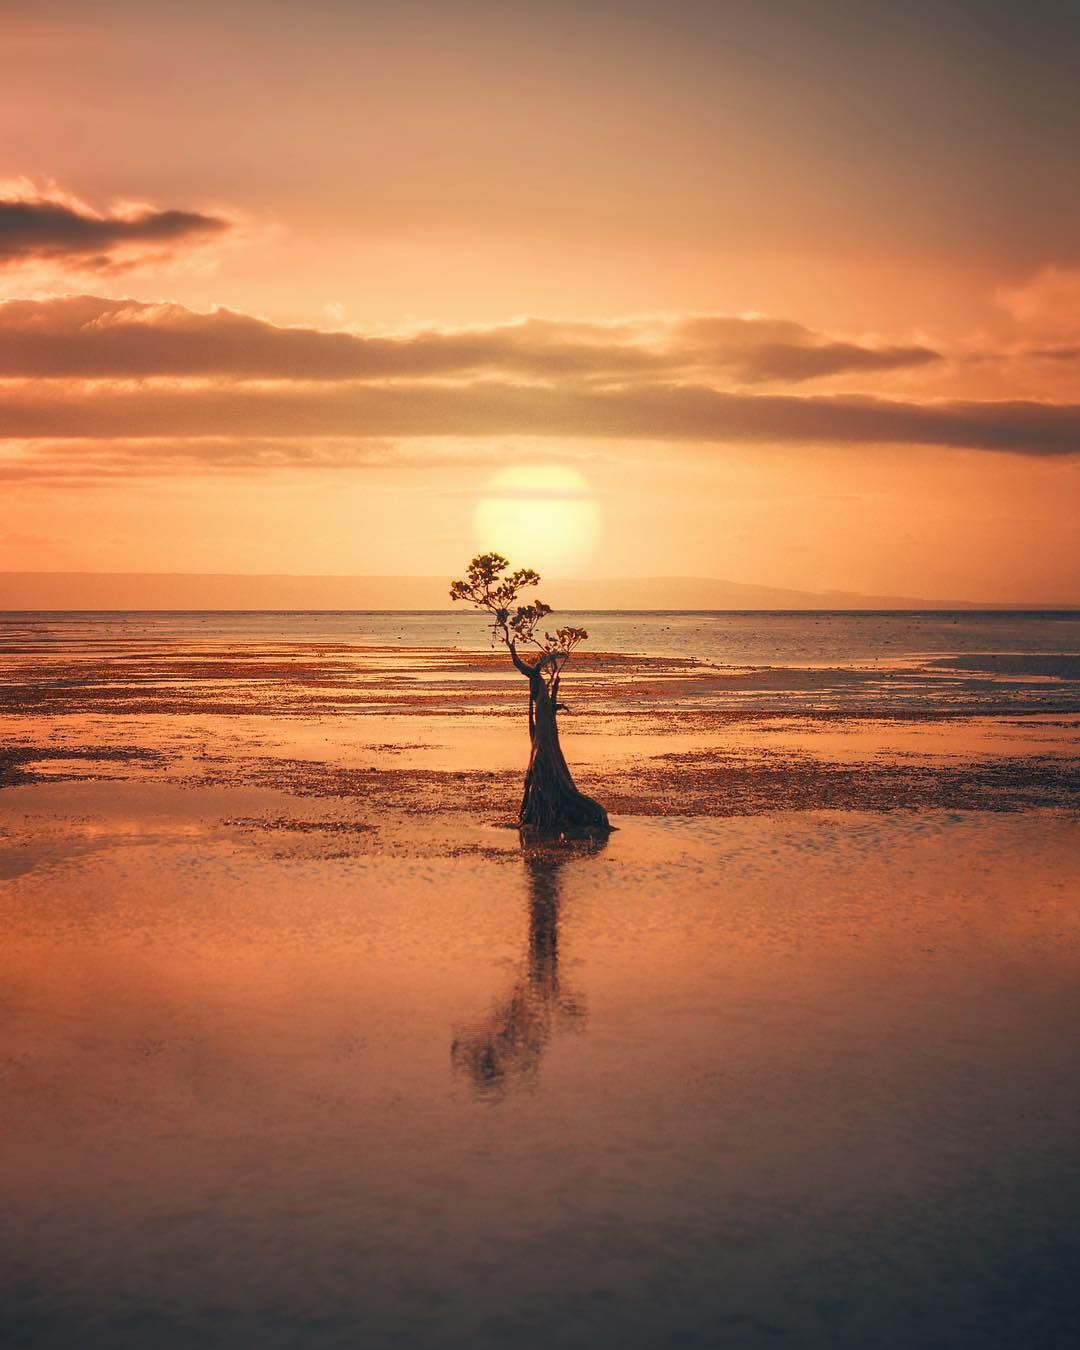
[449,552,588,690]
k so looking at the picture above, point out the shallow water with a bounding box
[2,792,1079,1349]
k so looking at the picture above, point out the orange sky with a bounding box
[2,0,1078,602]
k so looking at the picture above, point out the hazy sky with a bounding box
[2,0,1078,600]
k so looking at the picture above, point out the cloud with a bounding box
[735,341,940,382]
[0,297,663,380]
[0,183,230,272]
[0,380,1076,457]
[1,295,1073,485]
[998,266,1080,330]
[0,295,938,384]
[0,437,392,484]
[1025,345,1080,362]
[672,316,941,381]
[0,436,529,485]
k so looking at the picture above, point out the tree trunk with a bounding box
[518,670,611,836]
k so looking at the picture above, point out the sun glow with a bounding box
[474,465,598,576]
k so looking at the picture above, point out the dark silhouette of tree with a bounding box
[450,552,611,836]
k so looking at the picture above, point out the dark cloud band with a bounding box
[0,380,1075,456]
[0,198,229,269]
[0,296,939,383]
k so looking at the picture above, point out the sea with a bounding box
[3,609,1079,667]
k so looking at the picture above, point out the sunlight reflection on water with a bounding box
[2,806,1079,1348]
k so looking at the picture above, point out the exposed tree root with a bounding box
[519,663,611,837]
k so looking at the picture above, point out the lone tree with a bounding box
[450,553,612,836]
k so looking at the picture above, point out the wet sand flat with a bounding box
[2,614,1079,1347]
[2,612,1079,816]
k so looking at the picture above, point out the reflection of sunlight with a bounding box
[475,465,598,575]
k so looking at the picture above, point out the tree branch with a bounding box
[509,641,536,678]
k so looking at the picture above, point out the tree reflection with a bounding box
[451,838,605,1096]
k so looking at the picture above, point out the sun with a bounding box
[474,465,598,575]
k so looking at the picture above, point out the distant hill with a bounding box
[0,571,1072,611]
[543,576,961,611]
